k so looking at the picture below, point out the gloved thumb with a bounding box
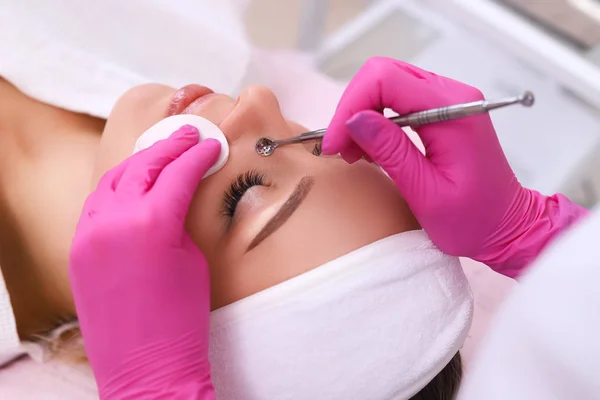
[154,138,221,222]
[346,110,434,199]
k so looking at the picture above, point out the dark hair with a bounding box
[410,352,462,400]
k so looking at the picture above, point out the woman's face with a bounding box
[95,84,418,309]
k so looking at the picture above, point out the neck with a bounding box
[0,78,53,138]
[0,77,104,144]
[0,77,103,338]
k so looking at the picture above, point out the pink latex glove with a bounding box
[69,125,219,399]
[322,57,588,277]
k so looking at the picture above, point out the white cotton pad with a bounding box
[133,114,229,178]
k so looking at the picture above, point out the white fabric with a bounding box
[459,207,600,400]
[0,0,251,119]
[0,259,506,400]
[210,230,474,400]
[0,269,21,366]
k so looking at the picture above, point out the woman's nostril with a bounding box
[297,139,323,157]
[313,141,322,157]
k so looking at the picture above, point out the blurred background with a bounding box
[245,0,600,209]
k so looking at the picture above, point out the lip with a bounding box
[167,84,214,116]
[182,92,221,115]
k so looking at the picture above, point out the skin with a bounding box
[0,78,104,335]
[0,78,418,338]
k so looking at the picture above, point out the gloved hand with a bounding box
[69,125,219,399]
[322,57,587,277]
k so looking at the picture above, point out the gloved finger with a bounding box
[341,146,365,164]
[117,125,200,198]
[338,110,384,164]
[346,110,438,205]
[322,57,483,156]
[322,57,434,156]
[153,138,221,222]
[95,156,132,193]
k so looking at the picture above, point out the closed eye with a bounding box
[222,170,267,219]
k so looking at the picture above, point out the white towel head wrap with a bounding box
[209,230,474,399]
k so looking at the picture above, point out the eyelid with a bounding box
[226,187,256,227]
[221,170,268,222]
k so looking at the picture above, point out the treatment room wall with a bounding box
[244,0,371,49]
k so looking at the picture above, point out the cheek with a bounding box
[92,84,175,187]
[289,162,418,260]
[185,186,222,255]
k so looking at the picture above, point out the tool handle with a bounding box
[390,101,485,127]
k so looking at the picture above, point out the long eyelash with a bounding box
[222,170,266,218]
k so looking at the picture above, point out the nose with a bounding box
[220,86,290,143]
